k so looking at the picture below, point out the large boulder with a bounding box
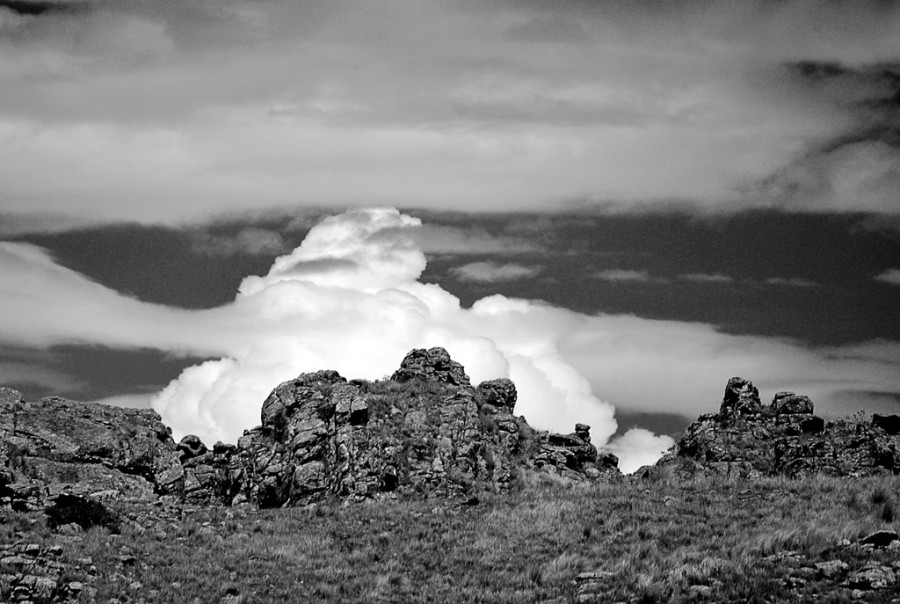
[476,379,517,412]
[770,392,814,415]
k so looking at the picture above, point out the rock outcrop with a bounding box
[0,387,183,511]
[198,350,620,507]
[651,377,900,479]
[1,348,619,510]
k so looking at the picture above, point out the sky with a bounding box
[1,0,899,473]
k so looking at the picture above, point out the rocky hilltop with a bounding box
[651,376,900,479]
[0,347,618,512]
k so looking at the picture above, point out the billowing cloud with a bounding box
[147,209,616,448]
[2,208,899,471]
[1,1,900,232]
[875,269,900,285]
[449,261,541,283]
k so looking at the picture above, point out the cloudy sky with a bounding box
[1,0,899,472]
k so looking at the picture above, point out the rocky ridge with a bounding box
[650,376,900,479]
[1,348,618,513]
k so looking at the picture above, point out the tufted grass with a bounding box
[2,473,900,603]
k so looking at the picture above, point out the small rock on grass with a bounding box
[815,560,849,579]
[859,530,899,548]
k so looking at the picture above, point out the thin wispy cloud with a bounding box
[875,269,900,285]
[449,261,541,283]
[412,225,540,256]
[679,273,735,284]
[0,360,84,394]
[765,277,819,288]
[593,269,656,283]
[190,227,287,257]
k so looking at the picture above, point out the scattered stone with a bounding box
[689,585,713,597]
[56,522,85,536]
[574,570,616,598]
[815,559,849,579]
[845,565,896,590]
[0,543,91,603]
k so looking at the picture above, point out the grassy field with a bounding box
[2,472,900,603]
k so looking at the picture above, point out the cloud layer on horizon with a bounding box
[0,0,899,232]
[1,208,900,473]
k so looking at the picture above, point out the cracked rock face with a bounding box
[0,391,183,510]
[652,377,900,479]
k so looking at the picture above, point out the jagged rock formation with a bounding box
[186,348,619,507]
[1,348,618,510]
[651,377,900,478]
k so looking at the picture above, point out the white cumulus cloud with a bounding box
[151,209,618,448]
[607,429,675,475]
